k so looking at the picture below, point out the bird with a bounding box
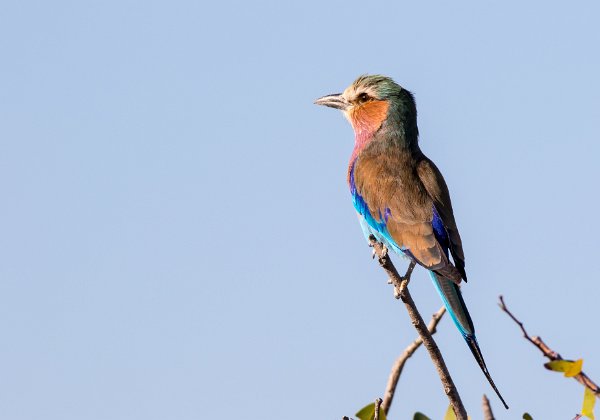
[315,74,508,409]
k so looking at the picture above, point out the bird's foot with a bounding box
[381,243,388,258]
[368,235,388,260]
[374,243,388,259]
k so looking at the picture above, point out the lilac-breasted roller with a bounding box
[315,75,508,409]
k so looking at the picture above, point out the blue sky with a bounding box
[1,1,599,419]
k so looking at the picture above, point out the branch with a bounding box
[374,398,382,420]
[369,236,468,420]
[499,295,600,398]
[382,306,446,414]
[482,394,495,420]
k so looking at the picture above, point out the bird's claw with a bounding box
[380,243,388,258]
[368,237,388,260]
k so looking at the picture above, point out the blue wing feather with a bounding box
[431,206,449,255]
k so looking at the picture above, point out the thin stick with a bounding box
[499,295,600,398]
[373,398,382,420]
[482,394,495,420]
[382,306,446,414]
[369,236,468,420]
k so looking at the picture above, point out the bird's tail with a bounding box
[429,271,509,410]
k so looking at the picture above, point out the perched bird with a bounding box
[315,75,508,409]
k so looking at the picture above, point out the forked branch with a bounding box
[499,295,600,398]
[369,236,468,420]
[382,306,446,414]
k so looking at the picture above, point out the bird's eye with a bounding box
[357,93,371,103]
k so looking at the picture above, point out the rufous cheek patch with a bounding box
[349,100,389,134]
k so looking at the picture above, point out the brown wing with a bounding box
[352,149,462,282]
[417,157,467,281]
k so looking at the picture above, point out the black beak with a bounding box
[314,93,350,110]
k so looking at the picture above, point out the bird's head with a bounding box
[315,74,417,142]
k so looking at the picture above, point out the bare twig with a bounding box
[482,394,495,420]
[369,236,468,420]
[499,295,600,398]
[382,306,447,414]
[373,398,382,420]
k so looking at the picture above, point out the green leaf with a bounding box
[355,402,387,420]
[355,403,374,420]
[413,413,431,420]
[582,387,596,420]
[443,405,457,420]
[522,413,534,420]
[544,359,583,377]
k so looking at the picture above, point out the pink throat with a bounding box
[350,129,372,161]
[347,126,375,181]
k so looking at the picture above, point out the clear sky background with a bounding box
[1,1,599,419]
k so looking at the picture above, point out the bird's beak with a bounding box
[314,93,350,111]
